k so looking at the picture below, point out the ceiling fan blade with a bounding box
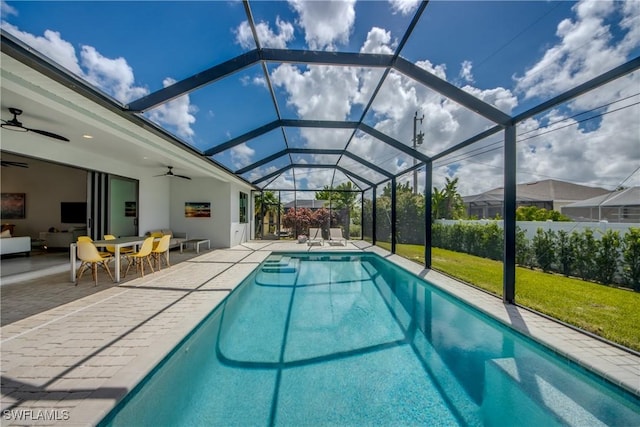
[174,174,192,180]
[1,160,29,168]
[28,128,70,142]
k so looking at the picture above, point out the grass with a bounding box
[375,241,640,352]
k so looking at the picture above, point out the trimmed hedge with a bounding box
[432,223,640,290]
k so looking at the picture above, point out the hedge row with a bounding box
[432,223,640,290]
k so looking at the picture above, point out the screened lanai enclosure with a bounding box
[2,0,639,307]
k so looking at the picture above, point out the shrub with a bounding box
[555,230,574,276]
[594,230,621,285]
[481,222,503,260]
[464,223,484,257]
[622,228,640,290]
[516,226,533,267]
[571,229,599,281]
[532,228,556,272]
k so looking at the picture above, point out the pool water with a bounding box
[102,253,640,426]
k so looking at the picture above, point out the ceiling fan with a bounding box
[1,107,70,142]
[1,160,28,168]
[154,166,191,180]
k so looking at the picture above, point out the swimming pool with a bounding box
[101,252,640,426]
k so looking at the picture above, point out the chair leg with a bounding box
[77,262,89,285]
[102,260,114,282]
[124,256,133,277]
[92,263,98,286]
[146,256,155,273]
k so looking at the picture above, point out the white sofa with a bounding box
[39,229,87,249]
[0,236,31,256]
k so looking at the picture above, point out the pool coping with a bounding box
[0,241,638,426]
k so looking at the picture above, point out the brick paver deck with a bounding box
[0,241,638,426]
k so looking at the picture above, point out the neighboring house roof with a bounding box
[562,187,640,208]
[283,199,328,209]
[463,179,610,204]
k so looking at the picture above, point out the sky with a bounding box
[1,0,639,196]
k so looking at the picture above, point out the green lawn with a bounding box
[375,241,640,351]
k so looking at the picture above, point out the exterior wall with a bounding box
[229,182,251,247]
[169,178,230,248]
[138,174,170,235]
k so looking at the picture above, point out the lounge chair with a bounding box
[307,228,323,246]
[328,228,347,246]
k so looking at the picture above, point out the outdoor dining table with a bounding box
[70,236,157,283]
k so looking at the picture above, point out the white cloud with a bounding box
[360,27,395,55]
[271,64,359,120]
[235,16,294,50]
[146,78,197,141]
[230,143,256,169]
[515,0,637,100]
[1,23,82,75]
[289,0,356,50]
[2,18,199,140]
[1,0,17,17]
[459,60,474,84]
[388,0,420,16]
[80,46,148,103]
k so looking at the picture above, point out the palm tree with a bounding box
[432,177,465,220]
[315,182,358,234]
[254,191,282,237]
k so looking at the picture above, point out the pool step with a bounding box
[257,258,299,286]
[261,257,296,273]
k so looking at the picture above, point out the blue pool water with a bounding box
[102,252,640,426]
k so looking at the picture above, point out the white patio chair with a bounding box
[307,228,323,246]
[329,228,346,246]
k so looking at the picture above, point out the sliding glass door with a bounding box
[87,173,138,239]
[109,176,138,237]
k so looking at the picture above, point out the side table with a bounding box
[180,239,211,254]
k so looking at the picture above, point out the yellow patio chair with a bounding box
[104,234,134,269]
[151,234,172,270]
[150,231,165,250]
[77,235,110,257]
[76,241,114,286]
[124,236,155,278]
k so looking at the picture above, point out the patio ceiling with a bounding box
[1,1,639,192]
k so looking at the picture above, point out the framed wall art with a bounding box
[124,201,137,217]
[185,202,211,218]
[1,193,26,220]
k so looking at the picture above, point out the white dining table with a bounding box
[70,236,157,283]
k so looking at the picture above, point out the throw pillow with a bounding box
[0,229,11,238]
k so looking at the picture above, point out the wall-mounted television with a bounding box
[60,202,87,224]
